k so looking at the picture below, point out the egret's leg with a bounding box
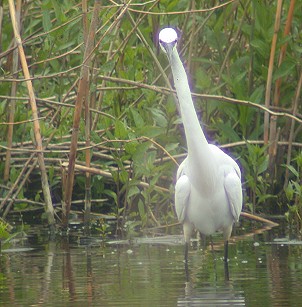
[224,240,229,263]
[210,236,214,251]
[184,242,189,262]
[199,232,207,251]
[183,222,193,263]
[224,240,230,280]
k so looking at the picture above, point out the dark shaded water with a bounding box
[1,225,302,306]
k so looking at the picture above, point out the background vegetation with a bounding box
[0,0,301,235]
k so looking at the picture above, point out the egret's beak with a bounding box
[160,41,177,61]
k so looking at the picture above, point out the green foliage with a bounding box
[284,153,302,235]
[0,221,27,250]
[95,219,112,241]
[1,1,302,233]
[241,143,275,213]
[0,222,10,242]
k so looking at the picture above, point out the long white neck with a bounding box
[170,49,217,192]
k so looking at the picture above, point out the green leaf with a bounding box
[285,164,299,178]
[150,108,167,128]
[273,60,296,81]
[138,126,163,138]
[101,60,115,74]
[103,189,117,205]
[115,120,128,139]
[52,0,66,23]
[119,170,129,184]
[42,10,52,32]
[138,199,146,221]
[250,85,265,104]
[292,181,301,195]
[250,39,268,58]
[216,122,240,142]
[195,67,211,89]
[130,108,144,128]
[127,185,140,199]
[125,141,138,155]
[285,181,294,201]
[258,155,269,175]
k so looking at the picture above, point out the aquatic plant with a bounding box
[284,152,302,235]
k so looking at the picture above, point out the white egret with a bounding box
[158,27,242,262]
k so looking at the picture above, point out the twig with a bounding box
[240,212,279,227]
[127,0,235,15]
[61,162,170,193]
[1,77,301,124]
[0,153,36,212]
[8,0,55,226]
[96,74,302,124]
[1,117,46,125]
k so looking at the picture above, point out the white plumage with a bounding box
[159,27,242,261]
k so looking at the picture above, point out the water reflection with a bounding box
[1,226,302,306]
[178,280,245,306]
[182,262,245,306]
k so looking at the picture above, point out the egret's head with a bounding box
[159,27,178,59]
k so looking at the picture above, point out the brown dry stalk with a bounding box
[273,0,296,107]
[63,0,101,227]
[264,0,283,144]
[284,70,302,186]
[83,0,92,225]
[8,0,55,226]
[62,2,132,226]
[4,0,21,182]
[268,0,296,176]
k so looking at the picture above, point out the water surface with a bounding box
[1,224,302,306]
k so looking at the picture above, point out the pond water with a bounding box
[1,223,302,306]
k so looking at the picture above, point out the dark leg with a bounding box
[210,235,214,251]
[199,232,207,250]
[224,240,229,263]
[185,241,189,263]
[224,240,230,281]
[209,235,216,261]
[183,241,190,281]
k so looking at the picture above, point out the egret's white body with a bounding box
[159,28,242,260]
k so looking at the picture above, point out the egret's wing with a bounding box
[176,157,187,180]
[175,174,190,223]
[224,171,242,222]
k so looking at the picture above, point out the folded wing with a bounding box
[224,171,242,222]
